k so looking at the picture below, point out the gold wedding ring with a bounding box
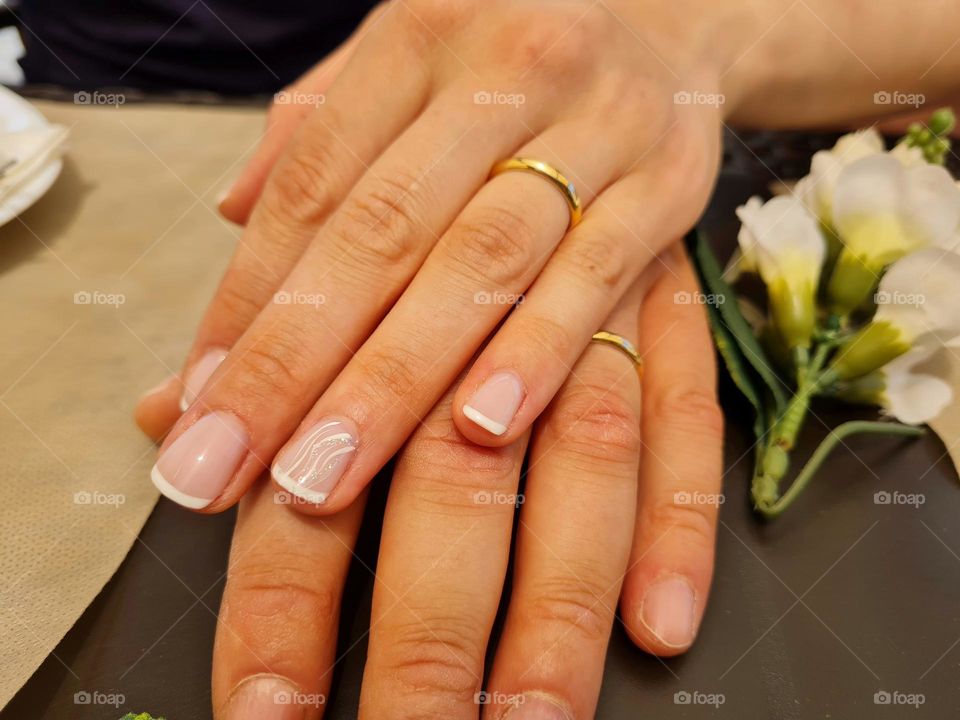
[591,331,643,377]
[490,157,582,228]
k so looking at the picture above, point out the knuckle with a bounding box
[644,498,717,546]
[448,204,534,288]
[398,422,519,507]
[262,127,342,227]
[496,5,612,74]
[213,272,274,330]
[355,343,425,407]
[560,226,630,290]
[334,171,428,266]
[381,615,481,702]
[651,385,724,441]
[234,329,306,398]
[522,574,613,644]
[549,382,641,462]
[226,549,339,622]
[513,313,574,363]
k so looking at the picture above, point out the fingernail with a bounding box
[224,675,304,720]
[463,371,524,436]
[151,411,248,509]
[272,417,358,504]
[180,347,229,411]
[139,374,177,402]
[503,694,571,719]
[639,575,697,648]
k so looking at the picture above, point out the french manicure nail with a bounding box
[272,417,358,504]
[180,347,228,411]
[463,370,524,436]
[503,694,571,719]
[640,575,697,648]
[224,675,304,720]
[150,411,248,509]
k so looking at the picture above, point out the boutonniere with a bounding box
[690,109,959,518]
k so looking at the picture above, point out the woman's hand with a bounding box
[136,0,726,514]
[209,247,724,719]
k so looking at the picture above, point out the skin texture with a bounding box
[138,250,726,720]
[132,0,960,716]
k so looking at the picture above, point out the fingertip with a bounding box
[134,375,182,442]
[620,572,702,657]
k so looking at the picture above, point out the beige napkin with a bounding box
[0,100,264,708]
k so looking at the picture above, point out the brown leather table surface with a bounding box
[4,154,959,720]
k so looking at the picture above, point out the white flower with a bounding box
[831,248,960,379]
[840,347,953,425]
[797,128,886,226]
[736,195,826,347]
[881,349,953,424]
[826,154,960,313]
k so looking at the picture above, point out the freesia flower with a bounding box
[796,128,886,226]
[826,154,960,313]
[831,248,960,379]
[736,195,826,348]
[839,347,953,425]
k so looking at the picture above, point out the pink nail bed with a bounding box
[272,418,358,504]
[179,347,229,411]
[463,371,524,436]
[150,411,248,509]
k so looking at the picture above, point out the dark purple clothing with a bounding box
[18,0,377,95]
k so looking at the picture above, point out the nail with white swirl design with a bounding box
[271,417,358,504]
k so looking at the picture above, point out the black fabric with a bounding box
[18,0,378,95]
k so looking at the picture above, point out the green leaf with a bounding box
[686,230,789,413]
[704,299,766,440]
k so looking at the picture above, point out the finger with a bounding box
[619,244,724,656]
[219,1,391,225]
[151,81,546,511]
[212,479,366,720]
[269,121,638,513]
[134,375,181,442]
[481,278,644,720]
[359,380,528,718]
[454,120,719,447]
[141,2,430,427]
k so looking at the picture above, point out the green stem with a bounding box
[757,421,925,518]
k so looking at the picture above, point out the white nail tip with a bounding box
[150,465,212,509]
[272,467,330,505]
[178,395,189,413]
[463,405,507,435]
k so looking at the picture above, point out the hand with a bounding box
[136,0,724,514]
[210,248,724,718]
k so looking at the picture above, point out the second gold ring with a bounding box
[490,157,582,228]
